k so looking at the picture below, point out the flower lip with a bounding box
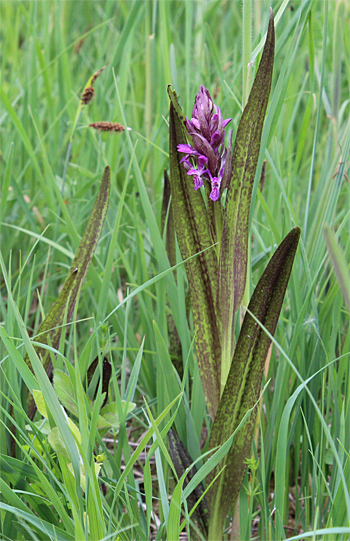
[207,170,221,201]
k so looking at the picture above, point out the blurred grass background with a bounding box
[0,1,349,539]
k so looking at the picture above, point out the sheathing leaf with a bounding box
[168,90,221,418]
[218,11,275,350]
[162,170,183,376]
[26,166,111,418]
[168,428,209,537]
[208,226,300,524]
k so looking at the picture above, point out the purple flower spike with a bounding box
[177,85,232,201]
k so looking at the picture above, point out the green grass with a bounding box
[1,1,349,540]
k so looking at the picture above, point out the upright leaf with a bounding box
[26,166,111,418]
[207,226,300,539]
[218,10,275,370]
[168,89,221,418]
[161,170,183,377]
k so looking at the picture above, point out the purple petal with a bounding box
[198,155,208,167]
[209,178,221,201]
[223,118,232,128]
[180,158,192,171]
[210,113,219,133]
[177,144,195,154]
[190,133,217,172]
[190,118,201,131]
[210,131,221,147]
[195,101,211,140]
[210,187,220,201]
[193,174,204,191]
[187,167,199,175]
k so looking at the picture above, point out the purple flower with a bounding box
[205,171,219,201]
[177,85,232,201]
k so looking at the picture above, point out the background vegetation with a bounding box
[0,0,349,539]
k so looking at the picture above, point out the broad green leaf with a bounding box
[28,418,51,435]
[218,10,275,376]
[33,390,48,419]
[168,88,221,418]
[48,417,81,459]
[48,427,70,459]
[97,401,135,431]
[67,461,102,493]
[207,226,300,535]
[67,417,81,445]
[54,369,78,416]
[26,166,111,418]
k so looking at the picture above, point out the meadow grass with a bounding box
[0,1,349,540]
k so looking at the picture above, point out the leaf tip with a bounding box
[292,225,301,240]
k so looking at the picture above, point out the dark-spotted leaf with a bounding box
[26,166,111,418]
[168,88,221,418]
[218,10,275,366]
[207,226,300,538]
[86,356,112,408]
[161,169,183,377]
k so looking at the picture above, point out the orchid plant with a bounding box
[167,11,301,539]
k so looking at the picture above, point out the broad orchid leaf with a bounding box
[218,10,275,363]
[26,166,111,418]
[168,88,221,418]
[207,226,300,536]
[161,170,183,377]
